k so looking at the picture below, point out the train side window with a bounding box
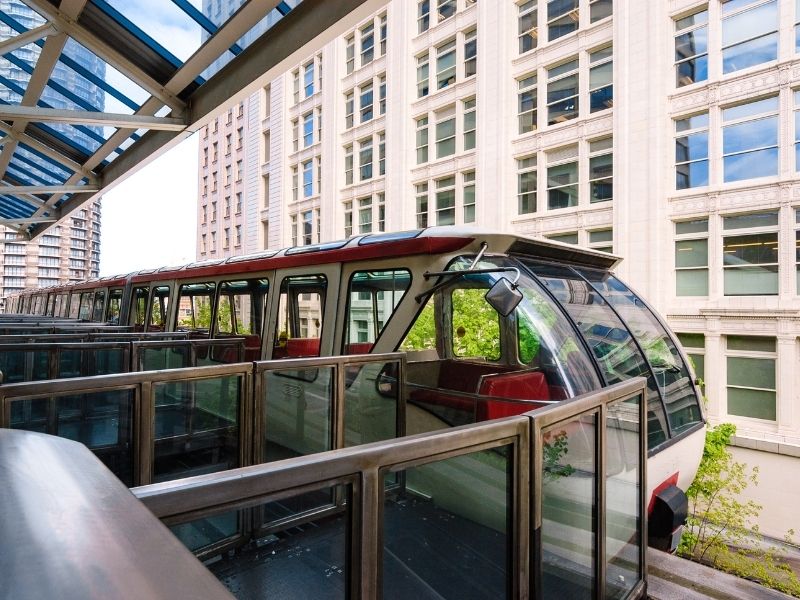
[217,279,269,336]
[176,282,215,332]
[54,293,67,317]
[273,275,326,358]
[91,291,106,322]
[344,269,411,354]
[68,292,81,319]
[400,295,438,357]
[106,289,123,324]
[148,286,171,331]
[78,292,93,320]
[132,287,149,330]
[451,288,501,360]
[46,294,55,316]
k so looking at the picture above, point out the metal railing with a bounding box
[132,377,647,600]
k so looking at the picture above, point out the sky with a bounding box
[99,134,199,276]
[96,0,205,276]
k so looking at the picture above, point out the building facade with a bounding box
[0,0,102,303]
[195,0,800,452]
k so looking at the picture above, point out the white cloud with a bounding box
[99,134,198,276]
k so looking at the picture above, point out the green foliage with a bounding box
[678,423,800,597]
[451,289,500,359]
[400,299,436,351]
[543,430,575,482]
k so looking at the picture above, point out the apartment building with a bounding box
[196,0,800,453]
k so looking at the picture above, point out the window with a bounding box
[417,53,430,98]
[463,98,476,150]
[547,159,578,209]
[547,0,578,42]
[226,133,232,154]
[675,112,709,189]
[547,58,579,124]
[344,201,353,237]
[345,91,354,129]
[589,46,612,112]
[224,196,231,218]
[722,96,778,183]
[435,176,456,225]
[518,74,537,134]
[517,155,536,214]
[317,108,323,143]
[224,228,230,249]
[546,231,578,244]
[378,193,386,232]
[225,165,232,186]
[292,69,300,104]
[436,40,456,90]
[589,138,612,203]
[302,210,313,245]
[590,0,612,22]
[236,127,243,149]
[359,197,373,233]
[303,112,313,146]
[236,159,242,182]
[345,34,355,74]
[303,60,314,98]
[797,209,800,293]
[211,201,217,221]
[201,204,207,224]
[416,116,429,164]
[235,225,242,246]
[359,137,373,180]
[291,118,299,152]
[291,166,298,202]
[344,269,410,352]
[379,75,387,114]
[418,0,430,33]
[722,0,777,74]
[675,219,709,296]
[518,1,537,54]
[378,132,386,176]
[236,192,242,214]
[290,214,298,246]
[464,28,477,78]
[795,90,800,170]
[588,229,613,253]
[435,107,456,158]
[360,82,374,123]
[438,0,455,21]
[273,275,326,358]
[416,183,429,228]
[344,144,354,185]
[677,333,705,390]
[722,211,779,295]
[726,336,776,421]
[463,171,475,223]
[211,231,216,251]
[380,14,387,54]
[361,22,375,66]
[303,159,313,197]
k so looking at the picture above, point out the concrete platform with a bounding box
[648,548,794,600]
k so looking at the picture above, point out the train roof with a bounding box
[12,227,620,295]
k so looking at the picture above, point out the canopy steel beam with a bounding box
[21,0,186,112]
[0,23,55,54]
[0,217,56,225]
[0,184,98,194]
[0,106,187,130]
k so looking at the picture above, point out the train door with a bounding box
[130,286,150,331]
[267,265,340,359]
[78,292,94,320]
[45,293,56,316]
[106,288,123,324]
[146,285,172,332]
[214,278,270,360]
[68,292,81,319]
[174,282,215,337]
[91,289,106,322]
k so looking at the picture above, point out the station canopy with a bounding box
[0,0,376,239]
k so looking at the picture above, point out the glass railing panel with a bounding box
[57,348,82,378]
[9,389,135,486]
[541,412,597,599]
[139,346,191,371]
[344,361,399,447]
[92,347,128,375]
[262,367,333,463]
[173,485,351,599]
[152,375,242,483]
[382,444,512,600]
[196,342,243,366]
[605,395,642,599]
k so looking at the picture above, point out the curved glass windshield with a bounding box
[521,260,670,449]
[577,269,703,435]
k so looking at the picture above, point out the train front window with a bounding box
[578,269,703,435]
[91,291,105,322]
[522,260,670,448]
[106,289,122,324]
[451,288,500,360]
[273,275,326,358]
[68,292,81,319]
[147,286,171,331]
[344,269,411,354]
[132,287,149,330]
[176,282,215,333]
[78,292,93,320]
[46,294,55,316]
[217,279,269,336]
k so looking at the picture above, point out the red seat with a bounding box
[477,370,551,420]
[345,342,373,355]
[285,337,320,358]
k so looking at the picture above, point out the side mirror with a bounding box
[485,278,523,317]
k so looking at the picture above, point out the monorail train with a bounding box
[6,227,705,551]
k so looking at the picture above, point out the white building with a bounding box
[196,0,800,458]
